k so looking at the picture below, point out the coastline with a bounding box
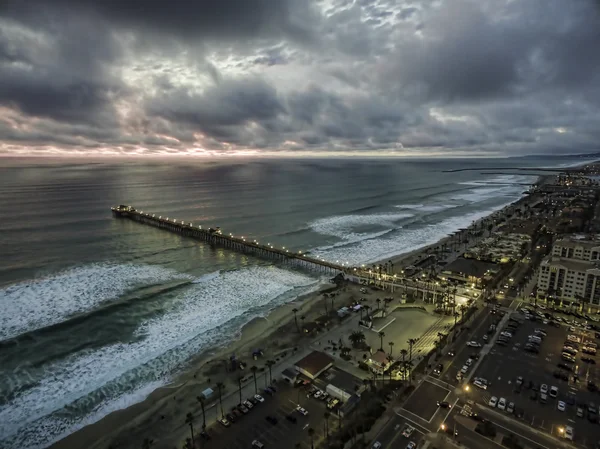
[50,283,334,449]
[49,170,560,449]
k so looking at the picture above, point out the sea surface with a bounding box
[0,156,587,448]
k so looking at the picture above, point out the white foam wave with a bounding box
[0,264,194,341]
[0,266,318,449]
[310,212,414,240]
[192,270,221,283]
[312,198,523,265]
[395,203,453,212]
[452,186,513,203]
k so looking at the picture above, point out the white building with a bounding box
[537,236,600,307]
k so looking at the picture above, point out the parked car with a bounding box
[489,396,498,407]
[296,405,309,416]
[467,341,482,348]
[550,386,558,398]
[498,397,507,411]
[218,417,230,427]
[507,402,515,414]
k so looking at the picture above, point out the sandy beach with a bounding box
[50,174,549,449]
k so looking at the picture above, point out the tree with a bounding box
[251,365,258,394]
[308,427,315,449]
[265,359,275,384]
[292,308,299,332]
[237,375,243,405]
[386,354,394,383]
[324,411,330,440]
[196,395,206,430]
[378,331,385,351]
[400,349,408,382]
[388,341,394,357]
[216,382,225,418]
[349,330,366,348]
[185,412,195,449]
[407,338,417,364]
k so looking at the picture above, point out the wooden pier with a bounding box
[111,205,344,275]
[111,205,449,297]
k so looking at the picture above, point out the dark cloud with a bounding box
[0,0,599,156]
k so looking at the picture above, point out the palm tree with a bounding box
[265,359,275,384]
[400,349,408,382]
[386,354,394,383]
[407,338,417,364]
[141,438,154,449]
[251,365,258,394]
[216,381,225,418]
[308,427,315,449]
[388,341,394,357]
[324,411,331,439]
[237,375,243,405]
[185,412,195,448]
[378,331,385,351]
[292,308,299,332]
[349,330,366,348]
[196,395,206,430]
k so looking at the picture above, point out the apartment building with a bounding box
[538,236,600,306]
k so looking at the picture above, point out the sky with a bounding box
[1,0,599,158]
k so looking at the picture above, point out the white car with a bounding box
[500,331,512,338]
[465,358,474,366]
[402,425,415,437]
[406,442,416,449]
[372,442,382,449]
[564,426,574,441]
[489,396,498,407]
[474,378,488,390]
[467,341,482,348]
[296,405,309,416]
[540,384,548,394]
[557,401,566,412]
[507,402,514,414]
[498,397,507,410]
[460,365,469,374]
[254,394,265,403]
[549,386,558,398]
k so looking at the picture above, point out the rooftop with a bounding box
[443,257,500,278]
[295,351,334,376]
[542,256,600,273]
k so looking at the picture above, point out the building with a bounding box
[367,350,392,374]
[441,257,500,288]
[281,367,298,384]
[294,351,334,380]
[537,236,600,307]
[321,367,365,402]
[551,236,600,261]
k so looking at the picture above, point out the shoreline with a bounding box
[50,282,334,449]
[47,167,570,449]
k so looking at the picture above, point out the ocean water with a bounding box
[0,156,586,448]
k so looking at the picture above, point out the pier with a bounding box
[111,205,449,298]
[111,205,344,275]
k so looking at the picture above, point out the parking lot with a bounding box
[467,309,600,448]
[205,382,331,449]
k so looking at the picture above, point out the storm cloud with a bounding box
[0,0,599,156]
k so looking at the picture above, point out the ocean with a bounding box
[0,156,585,448]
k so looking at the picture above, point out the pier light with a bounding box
[299,251,302,254]
[336,260,339,263]
[159,216,162,219]
[182,221,185,224]
[173,219,176,222]
[243,238,246,241]
[268,243,270,246]
[354,268,357,271]
[286,250,289,253]
[282,246,286,250]
[199,225,202,229]
[152,214,155,218]
[166,217,169,220]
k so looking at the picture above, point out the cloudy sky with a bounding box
[1,0,599,157]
